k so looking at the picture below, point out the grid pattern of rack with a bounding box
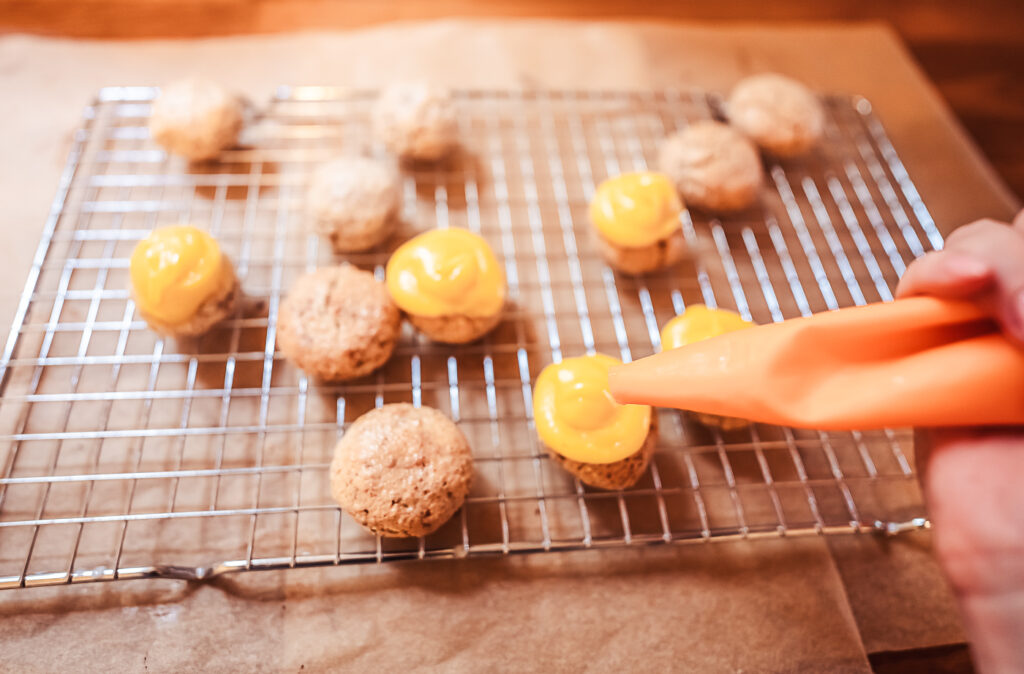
[0,87,939,589]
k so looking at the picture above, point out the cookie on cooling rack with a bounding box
[148,77,244,161]
[330,403,474,537]
[130,224,239,338]
[658,120,764,213]
[277,265,401,381]
[306,156,402,253]
[386,228,506,344]
[660,304,753,432]
[726,73,825,158]
[533,354,657,490]
[372,82,459,162]
[588,171,687,275]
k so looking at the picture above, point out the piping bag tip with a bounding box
[607,298,1024,430]
[608,349,709,410]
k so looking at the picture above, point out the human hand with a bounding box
[896,210,1024,674]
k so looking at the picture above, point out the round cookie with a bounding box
[149,78,244,161]
[330,403,474,537]
[588,171,687,275]
[658,120,764,213]
[726,73,825,158]
[306,156,402,253]
[372,83,458,161]
[130,224,239,338]
[277,265,401,381]
[385,228,506,345]
[533,353,657,491]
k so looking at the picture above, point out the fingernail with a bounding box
[945,255,991,280]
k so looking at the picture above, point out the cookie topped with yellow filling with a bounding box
[533,353,656,490]
[386,228,506,344]
[588,171,686,274]
[129,224,238,337]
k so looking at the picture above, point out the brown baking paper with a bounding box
[1,19,1019,671]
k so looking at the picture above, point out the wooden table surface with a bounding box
[0,19,1019,673]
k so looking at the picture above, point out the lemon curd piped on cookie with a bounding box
[533,354,656,489]
[588,171,686,274]
[660,304,754,351]
[386,228,506,344]
[129,224,238,337]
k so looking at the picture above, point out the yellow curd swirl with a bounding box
[386,228,506,317]
[660,304,753,350]
[533,354,652,464]
[588,171,683,248]
[129,225,229,325]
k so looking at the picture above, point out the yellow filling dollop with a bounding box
[660,304,754,350]
[533,353,652,464]
[386,228,506,317]
[588,171,683,248]
[129,225,229,325]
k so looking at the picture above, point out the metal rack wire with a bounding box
[0,86,938,589]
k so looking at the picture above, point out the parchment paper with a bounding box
[0,19,1019,672]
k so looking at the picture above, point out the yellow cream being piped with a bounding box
[533,353,652,464]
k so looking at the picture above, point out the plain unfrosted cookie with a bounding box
[726,73,825,158]
[306,157,401,253]
[149,78,244,161]
[330,403,474,537]
[658,120,764,212]
[277,265,401,381]
[372,83,458,161]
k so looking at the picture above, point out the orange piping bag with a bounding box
[608,297,1024,430]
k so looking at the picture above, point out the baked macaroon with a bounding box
[372,82,459,162]
[386,228,506,344]
[726,73,825,158]
[130,224,239,337]
[660,304,753,432]
[658,120,764,213]
[533,354,657,490]
[277,265,401,381]
[588,171,686,274]
[148,78,244,161]
[330,403,474,537]
[306,156,402,253]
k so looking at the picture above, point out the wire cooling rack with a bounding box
[0,87,940,589]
